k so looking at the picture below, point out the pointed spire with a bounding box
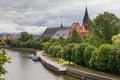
[60,21,63,28]
[60,16,63,28]
[83,7,90,22]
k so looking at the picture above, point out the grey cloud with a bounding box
[0,0,120,34]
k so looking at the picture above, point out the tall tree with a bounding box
[70,29,82,43]
[19,31,33,42]
[90,12,120,44]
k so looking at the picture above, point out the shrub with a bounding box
[84,45,97,66]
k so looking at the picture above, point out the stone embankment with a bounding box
[2,46,36,54]
[37,51,117,80]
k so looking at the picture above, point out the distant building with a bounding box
[52,25,70,38]
[69,7,90,36]
[0,33,19,41]
[41,27,60,39]
[41,6,90,39]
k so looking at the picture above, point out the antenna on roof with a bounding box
[60,16,63,28]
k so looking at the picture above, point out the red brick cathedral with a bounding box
[69,7,90,36]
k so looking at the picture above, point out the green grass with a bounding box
[44,53,120,79]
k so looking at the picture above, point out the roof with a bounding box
[83,7,90,22]
[71,22,82,30]
[52,27,70,38]
[41,27,59,38]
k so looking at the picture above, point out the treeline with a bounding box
[43,12,120,75]
[7,32,43,50]
[43,37,120,75]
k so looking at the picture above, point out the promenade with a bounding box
[36,51,66,73]
[36,51,117,80]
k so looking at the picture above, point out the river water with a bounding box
[3,49,79,80]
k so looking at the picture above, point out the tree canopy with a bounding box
[90,12,120,44]
[19,31,33,42]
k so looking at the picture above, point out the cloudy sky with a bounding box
[0,0,120,34]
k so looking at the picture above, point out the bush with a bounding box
[84,45,97,66]
[96,44,115,71]
[75,43,89,66]
[43,42,50,53]
[63,43,75,64]
[89,49,99,69]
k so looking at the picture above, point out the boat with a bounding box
[29,54,39,61]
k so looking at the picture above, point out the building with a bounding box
[0,33,19,41]
[52,26,70,38]
[69,7,90,36]
[41,27,60,39]
[41,6,90,38]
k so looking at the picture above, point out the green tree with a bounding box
[43,42,50,53]
[84,45,97,66]
[75,43,89,66]
[19,31,33,42]
[63,43,75,64]
[116,49,120,74]
[58,36,64,46]
[112,33,120,48]
[96,44,115,71]
[90,12,120,44]
[70,29,82,43]
[71,44,78,65]
[0,49,10,79]
[86,34,103,47]
[107,48,118,73]
[89,49,99,69]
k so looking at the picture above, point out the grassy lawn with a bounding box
[44,53,120,79]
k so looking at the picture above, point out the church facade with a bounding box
[41,7,90,39]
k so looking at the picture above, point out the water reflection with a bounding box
[3,49,79,80]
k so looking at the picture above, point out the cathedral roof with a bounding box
[83,7,90,22]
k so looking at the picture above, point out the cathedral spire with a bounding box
[83,6,90,29]
[83,7,89,22]
[60,16,63,28]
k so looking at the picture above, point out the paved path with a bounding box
[36,51,66,72]
[36,51,117,80]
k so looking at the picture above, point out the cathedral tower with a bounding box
[83,7,90,29]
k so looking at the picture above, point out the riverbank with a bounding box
[3,47,119,80]
[37,51,117,80]
[2,46,36,54]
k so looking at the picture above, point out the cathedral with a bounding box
[41,7,90,39]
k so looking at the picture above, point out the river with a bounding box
[3,49,79,80]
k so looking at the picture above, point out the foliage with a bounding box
[112,34,120,48]
[63,43,75,64]
[74,43,89,66]
[19,31,33,42]
[96,44,115,71]
[0,40,6,45]
[70,29,82,43]
[116,49,120,74]
[84,45,97,66]
[107,48,118,73]
[90,12,120,44]
[71,44,78,65]
[89,49,99,69]
[0,49,10,79]
[86,34,103,47]
[43,42,50,53]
